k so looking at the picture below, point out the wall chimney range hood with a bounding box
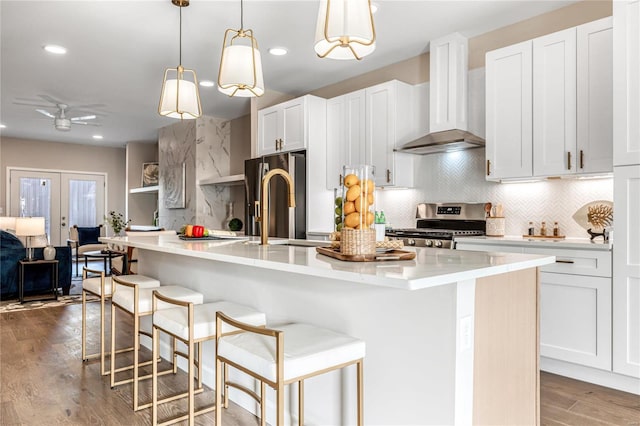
[399,33,485,155]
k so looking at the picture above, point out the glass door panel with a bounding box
[61,173,106,241]
[9,170,61,244]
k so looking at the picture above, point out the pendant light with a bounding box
[217,0,265,97]
[314,0,376,60]
[158,0,202,119]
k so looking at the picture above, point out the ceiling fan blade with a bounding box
[72,121,101,127]
[36,109,56,118]
[71,115,97,121]
[13,101,54,108]
[38,94,64,105]
[68,103,106,111]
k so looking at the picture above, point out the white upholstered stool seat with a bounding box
[82,269,161,376]
[110,275,203,412]
[218,323,365,382]
[112,285,203,314]
[83,274,160,296]
[152,299,267,425]
[215,314,365,426]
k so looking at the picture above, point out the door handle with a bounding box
[580,150,584,169]
[386,169,391,183]
[556,259,575,264]
[567,151,572,170]
[61,222,66,227]
[486,159,491,176]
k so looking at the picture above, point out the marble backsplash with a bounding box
[376,149,614,239]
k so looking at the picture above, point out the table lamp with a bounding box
[15,217,45,261]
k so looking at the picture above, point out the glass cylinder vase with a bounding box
[340,165,376,255]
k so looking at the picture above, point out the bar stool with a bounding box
[151,294,267,426]
[81,267,160,376]
[110,275,203,411]
[215,313,365,426]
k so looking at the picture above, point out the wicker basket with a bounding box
[340,228,376,255]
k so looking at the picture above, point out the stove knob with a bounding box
[406,238,416,246]
[425,240,433,247]
[434,240,443,248]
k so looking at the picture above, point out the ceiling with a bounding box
[0,0,578,148]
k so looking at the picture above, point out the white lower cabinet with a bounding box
[455,241,612,371]
[539,271,611,370]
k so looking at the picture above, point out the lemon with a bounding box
[344,174,359,187]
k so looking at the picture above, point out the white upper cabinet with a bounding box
[325,90,366,190]
[485,40,533,180]
[326,81,414,189]
[486,17,613,180]
[533,28,577,176]
[429,33,468,132]
[578,17,614,173]
[257,96,309,156]
[365,80,415,187]
[614,0,640,166]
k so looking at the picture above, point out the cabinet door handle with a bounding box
[339,174,343,186]
[274,139,278,151]
[486,159,491,176]
[386,169,391,183]
[567,151,572,170]
[556,259,575,264]
[580,150,584,169]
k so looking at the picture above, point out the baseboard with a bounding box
[541,357,640,395]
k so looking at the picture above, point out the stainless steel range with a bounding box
[386,202,488,249]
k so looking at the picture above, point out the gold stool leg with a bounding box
[110,301,117,388]
[99,294,107,376]
[81,289,87,362]
[260,381,267,426]
[357,360,364,426]
[224,363,230,408]
[298,380,304,426]
[132,311,140,410]
[215,355,223,425]
[188,340,195,426]
[152,326,159,425]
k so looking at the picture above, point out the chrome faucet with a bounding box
[258,168,296,245]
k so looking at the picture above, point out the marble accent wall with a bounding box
[195,117,232,230]
[158,116,232,231]
[376,148,614,238]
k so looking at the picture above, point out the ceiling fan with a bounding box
[14,94,103,132]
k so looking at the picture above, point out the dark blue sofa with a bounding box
[1,230,72,300]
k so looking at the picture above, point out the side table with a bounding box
[18,260,59,303]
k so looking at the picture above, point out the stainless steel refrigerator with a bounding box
[244,151,306,239]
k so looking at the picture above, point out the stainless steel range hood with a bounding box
[398,33,485,155]
[398,129,484,154]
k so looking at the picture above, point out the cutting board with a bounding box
[316,247,416,262]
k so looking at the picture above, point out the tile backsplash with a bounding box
[376,149,614,239]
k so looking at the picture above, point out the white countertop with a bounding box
[102,234,555,291]
[454,235,612,251]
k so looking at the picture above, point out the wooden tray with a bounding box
[316,247,416,262]
[522,235,566,239]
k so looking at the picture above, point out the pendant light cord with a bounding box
[179,5,183,65]
[240,0,244,30]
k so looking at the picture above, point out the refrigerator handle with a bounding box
[255,201,261,221]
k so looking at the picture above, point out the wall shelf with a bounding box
[198,174,245,186]
[129,185,159,194]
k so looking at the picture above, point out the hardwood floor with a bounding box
[1,302,639,425]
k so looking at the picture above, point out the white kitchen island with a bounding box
[102,234,554,425]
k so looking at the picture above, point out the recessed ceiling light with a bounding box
[269,47,288,56]
[370,2,379,14]
[92,135,103,140]
[199,80,215,88]
[44,44,67,55]
[0,124,6,129]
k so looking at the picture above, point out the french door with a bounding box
[8,169,106,245]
